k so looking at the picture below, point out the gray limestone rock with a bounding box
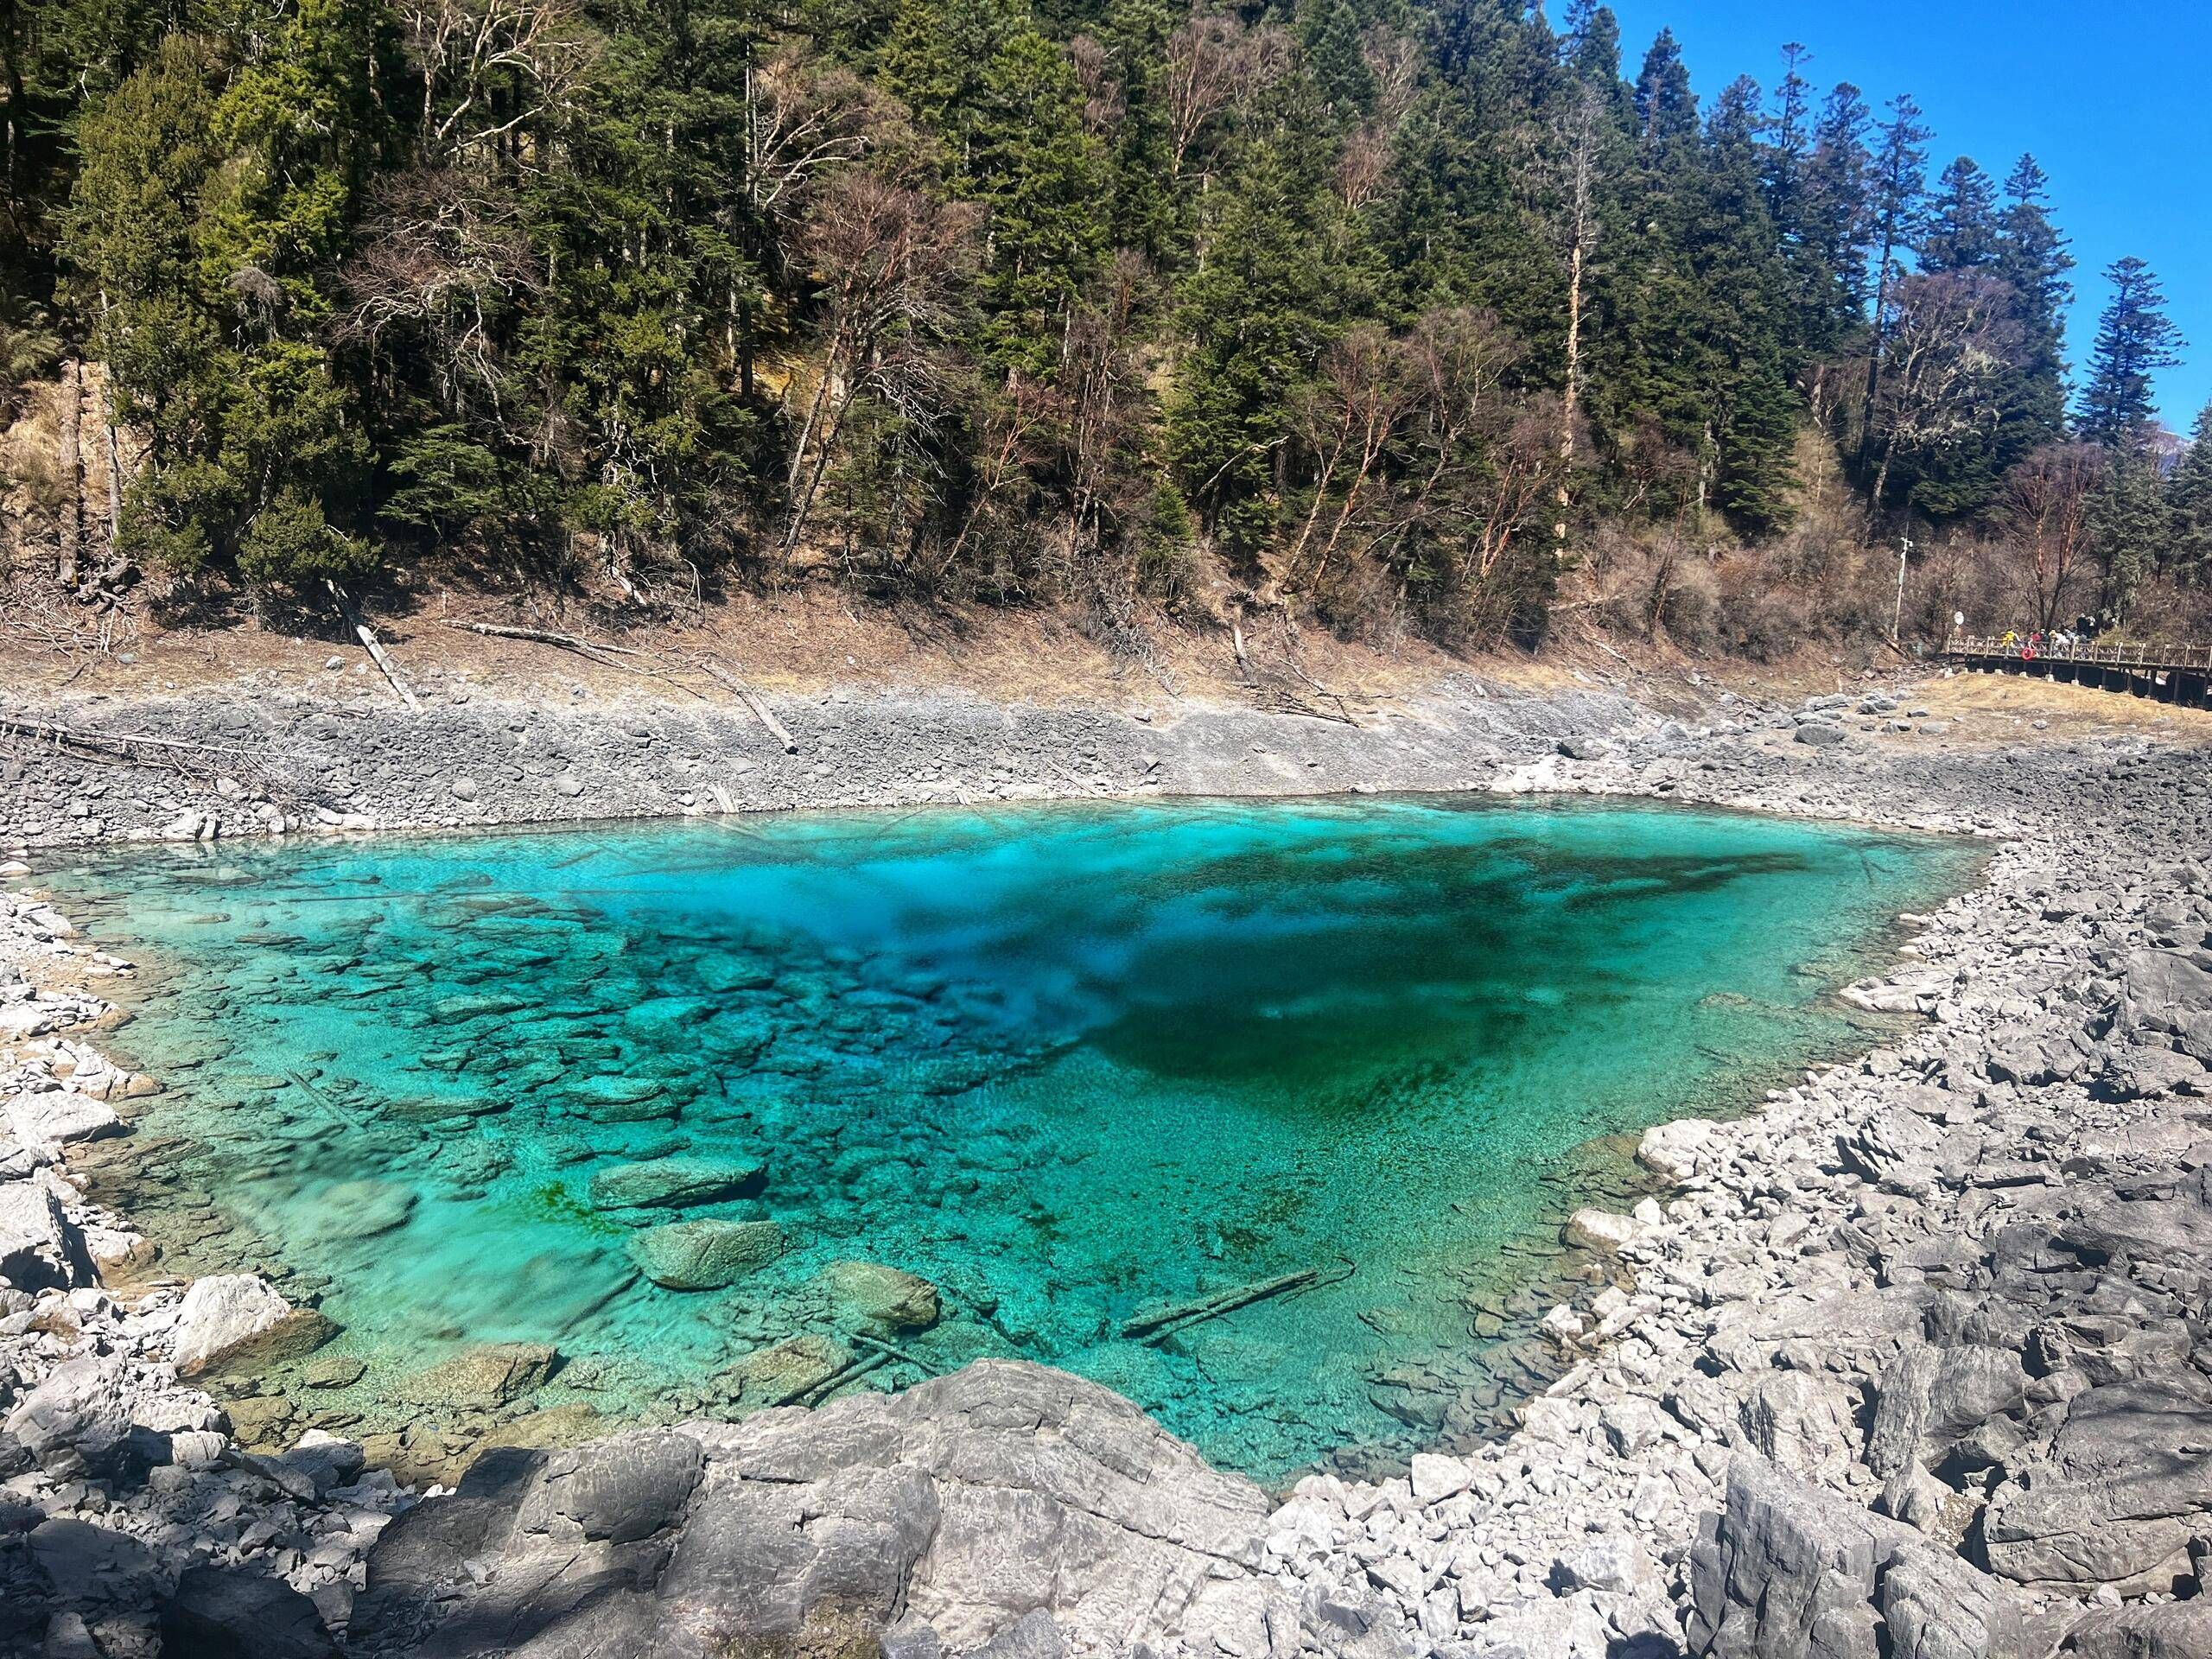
[588,1157,766,1211]
[627,1219,786,1289]
[0,1173,94,1291]
[352,1361,1268,1659]
[1688,1457,1897,1659]
[2060,1599,2212,1659]
[2116,951,2212,1063]
[159,1565,339,1659]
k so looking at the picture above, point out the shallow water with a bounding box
[46,796,1975,1479]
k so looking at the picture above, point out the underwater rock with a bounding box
[300,1179,416,1243]
[568,1074,681,1122]
[715,1333,855,1406]
[627,1219,786,1290]
[400,1341,560,1408]
[301,1352,368,1389]
[819,1260,942,1332]
[588,1155,765,1211]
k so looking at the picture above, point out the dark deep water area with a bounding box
[43,795,1978,1480]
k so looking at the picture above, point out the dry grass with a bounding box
[1902,669,2212,743]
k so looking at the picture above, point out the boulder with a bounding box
[1878,1540,2032,1659]
[0,1172,95,1290]
[4,1091,120,1154]
[588,1156,766,1211]
[2116,950,2212,1063]
[1563,1206,1644,1253]
[530,1429,706,1544]
[1688,1456,1894,1659]
[3,1356,153,1480]
[818,1259,941,1332]
[1982,1408,2212,1592]
[159,1566,338,1659]
[628,1219,786,1289]
[1796,723,1847,747]
[353,1361,1271,1659]
[1551,1534,1656,1595]
[1690,1458,2034,1659]
[172,1275,332,1376]
[1638,1118,1717,1183]
[2061,1599,2212,1659]
[1408,1452,1472,1505]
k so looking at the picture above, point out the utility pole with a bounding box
[1891,534,1913,645]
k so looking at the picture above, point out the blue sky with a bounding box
[1604,0,2210,432]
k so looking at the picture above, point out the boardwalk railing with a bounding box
[1944,635,2212,709]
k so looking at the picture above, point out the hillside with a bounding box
[3,0,2209,664]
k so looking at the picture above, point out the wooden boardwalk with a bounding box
[1946,636,2212,709]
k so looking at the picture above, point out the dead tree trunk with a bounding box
[55,358,81,589]
[104,416,124,545]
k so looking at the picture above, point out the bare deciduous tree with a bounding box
[1287,325,1414,587]
[782,173,979,556]
[1164,13,1288,187]
[1999,442,2103,630]
[1867,270,2021,514]
[393,0,594,168]
[340,171,541,421]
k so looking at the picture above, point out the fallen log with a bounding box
[695,658,799,753]
[444,620,642,659]
[327,582,419,712]
[1122,1263,1352,1345]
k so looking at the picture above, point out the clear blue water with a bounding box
[46,796,1974,1479]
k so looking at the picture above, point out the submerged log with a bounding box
[850,1332,937,1376]
[1122,1263,1352,1345]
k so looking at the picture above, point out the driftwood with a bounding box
[0,715,274,791]
[327,583,419,712]
[695,658,798,753]
[0,715,249,760]
[1122,1263,1352,1346]
[444,620,642,661]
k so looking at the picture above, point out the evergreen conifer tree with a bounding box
[1919,156,1999,273]
[2166,401,2212,585]
[2076,256,2184,451]
[1856,93,1929,467]
[1993,156,2073,448]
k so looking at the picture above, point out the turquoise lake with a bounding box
[46,796,1975,1480]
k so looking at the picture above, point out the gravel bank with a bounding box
[3,673,2210,1658]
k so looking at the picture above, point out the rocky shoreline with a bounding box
[3,671,2211,1657]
